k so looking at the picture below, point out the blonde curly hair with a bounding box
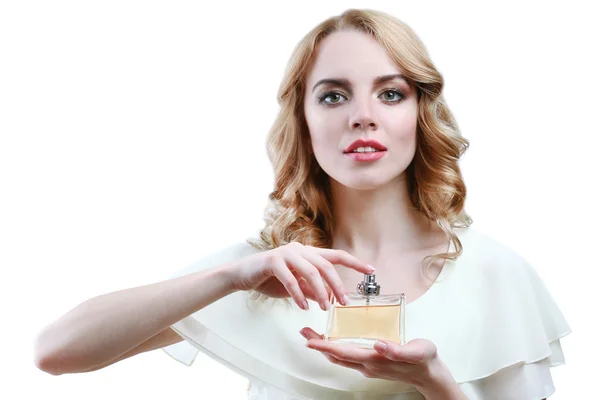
[247,8,473,304]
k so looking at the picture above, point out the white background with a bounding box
[2,1,597,398]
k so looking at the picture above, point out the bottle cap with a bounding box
[357,273,381,296]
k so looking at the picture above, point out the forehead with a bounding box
[306,29,400,84]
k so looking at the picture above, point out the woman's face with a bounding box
[303,29,419,190]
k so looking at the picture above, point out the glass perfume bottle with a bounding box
[324,273,406,348]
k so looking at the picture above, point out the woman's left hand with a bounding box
[299,327,441,386]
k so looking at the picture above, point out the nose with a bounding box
[349,99,378,131]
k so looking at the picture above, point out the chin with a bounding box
[330,174,399,191]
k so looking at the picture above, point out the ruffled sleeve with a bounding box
[425,229,572,399]
[159,241,424,399]
[161,241,262,367]
[160,229,572,400]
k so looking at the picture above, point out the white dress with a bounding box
[161,227,571,399]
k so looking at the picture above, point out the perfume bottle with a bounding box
[324,273,406,348]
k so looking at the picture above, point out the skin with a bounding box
[300,29,468,399]
[303,29,442,261]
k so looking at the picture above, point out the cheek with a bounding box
[310,132,339,160]
[307,114,341,150]
[381,109,418,142]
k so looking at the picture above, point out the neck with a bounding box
[330,174,442,262]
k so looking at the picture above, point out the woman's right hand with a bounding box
[224,242,374,311]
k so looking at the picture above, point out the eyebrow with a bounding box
[311,74,407,93]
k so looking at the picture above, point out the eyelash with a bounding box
[317,89,405,106]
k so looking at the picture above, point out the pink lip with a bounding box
[345,151,386,162]
[344,138,387,153]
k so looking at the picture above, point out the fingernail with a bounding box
[367,264,376,272]
[321,300,330,311]
[299,330,308,339]
[342,294,351,305]
[302,299,309,310]
[374,341,387,353]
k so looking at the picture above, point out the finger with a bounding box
[300,250,350,306]
[307,344,374,377]
[298,278,333,305]
[284,250,330,310]
[271,258,309,311]
[304,338,365,367]
[323,353,369,374]
[294,268,334,305]
[374,339,429,364]
[306,340,377,364]
[299,327,324,340]
[310,247,375,274]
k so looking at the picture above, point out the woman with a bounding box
[33,8,570,399]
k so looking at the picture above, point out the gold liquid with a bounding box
[328,304,401,343]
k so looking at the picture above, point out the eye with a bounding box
[318,92,347,105]
[379,89,404,103]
